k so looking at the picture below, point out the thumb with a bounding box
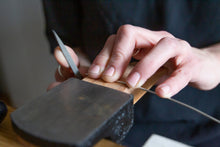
[54,45,79,69]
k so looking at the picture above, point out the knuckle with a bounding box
[179,39,191,48]
[158,30,172,37]
[177,39,191,55]
[112,50,126,61]
[117,24,134,37]
[107,34,116,41]
[175,68,191,80]
[160,37,177,50]
[96,53,109,61]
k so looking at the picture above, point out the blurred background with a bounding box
[0,0,57,107]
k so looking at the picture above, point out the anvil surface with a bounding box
[11,78,133,147]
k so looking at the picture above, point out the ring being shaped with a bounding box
[58,65,64,78]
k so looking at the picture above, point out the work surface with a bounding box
[0,106,24,147]
[0,106,124,147]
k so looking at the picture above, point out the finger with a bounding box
[102,25,136,82]
[155,64,192,98]
[54,45,79,80]
[54,45,79,69]
[132,48,151,60]
[131,28,174,48]
[126,37,186,88]
[88,35,116,79]
[102,25,174,82]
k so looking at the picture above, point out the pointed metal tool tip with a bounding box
[52,30,83,80]
[52,30,57,37]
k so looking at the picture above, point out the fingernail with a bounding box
[159,84,171,98]
[127,72,140,87]
[89,64,100,74]
[103,66,115,77]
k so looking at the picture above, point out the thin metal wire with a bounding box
[117,81,220,124]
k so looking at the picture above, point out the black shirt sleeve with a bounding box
[42,0,82,53]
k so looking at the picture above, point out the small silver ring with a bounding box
[58,65,64,78]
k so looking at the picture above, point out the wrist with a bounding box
[202,45,220,85]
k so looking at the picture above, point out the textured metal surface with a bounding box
[11,78,133,147]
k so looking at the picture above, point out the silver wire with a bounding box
[117,81,220,124]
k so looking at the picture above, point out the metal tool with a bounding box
[52,30,83,80]
[118,81,220,124]
[139,88,220,124]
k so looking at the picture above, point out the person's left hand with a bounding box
[87,25,220,98]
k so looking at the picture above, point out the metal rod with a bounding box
[117,81,220,124]
[139,87,220,124]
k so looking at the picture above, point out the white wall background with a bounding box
[0,0,58,107]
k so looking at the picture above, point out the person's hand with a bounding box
[47,45,90,90]
[87,25,220,98]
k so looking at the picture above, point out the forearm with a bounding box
[202,42,220,85]
[190,42,220,89]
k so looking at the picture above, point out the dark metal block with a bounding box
[11,78,133,147]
